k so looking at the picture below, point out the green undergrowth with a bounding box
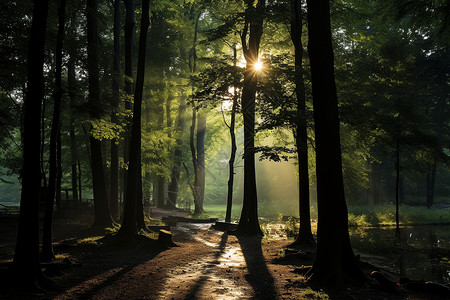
[347,204,450,227]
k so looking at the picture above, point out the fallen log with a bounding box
[147,225,170,232]
[213,221,238,231]
[162,215,217,224]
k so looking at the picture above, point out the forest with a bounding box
[1,0,450,299]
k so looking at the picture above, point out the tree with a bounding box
[189,10,205,215]
[67,10,80,207]
[110,0,121,221]
[87,0,113,229]
[12,0,50,290]
[305,0,363,285]
[118,0,150,240]
[225,44,239,223]
[235,0,265,236]
[123,0,135,196]
[289,0,315,248]
[41,0,68,262]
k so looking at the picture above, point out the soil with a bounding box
[0,208,448,299]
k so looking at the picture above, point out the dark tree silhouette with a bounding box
[123,0,135,195]
[67,12,79,206]
[87,0,113,229]
[118,0,149,240]
[225,45,239,223]
[305,0,364,285]
[196,113,206,211]
[110,0,121,221]
[289,0,315,248]
[12,0,50,290]
[167,93,187,209]
[41,0,67,262]
[189,11,205,215]
[235,0,265,236]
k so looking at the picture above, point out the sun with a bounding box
[254,60,263,71]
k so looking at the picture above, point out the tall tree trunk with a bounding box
[68,22,79,205]
[136,159,147,230]
[189,102,199,212]
[123,0,135,196]
[118,0,149,240]
[395,137,400,234]
[189,12,202,214]
[290,0,315,248]
[165,94,176,209]
[87,0,113,229]
[305,0,363,285]
[110,0,121,221]
[167,93,187,209]
[40,97,47,193]
[196,112,206,212]
[13,0,50,290]
[69,117,78,205]
[41,0,67,263]
[225,45,238,223]
[56,130,62,209]
[235,0,265,236]
[426,163,436,208]
[78,160,82,202]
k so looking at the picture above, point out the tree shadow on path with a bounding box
[183,232,229,299]
[238,236,278,300]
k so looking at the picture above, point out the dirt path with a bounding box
[2,209,447,299]
[46,221,288,300]
[157,224,253,299]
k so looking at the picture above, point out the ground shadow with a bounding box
[183,231,229,299]
[238,236,278,300]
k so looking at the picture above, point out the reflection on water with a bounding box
[349,226,450,285]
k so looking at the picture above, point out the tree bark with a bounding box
[167,93,187,209]
[56,130,62,210]
[41,0,67,263]
[395,137,400,233]
[67,19,79,205]
[118,0,149,240]
[110,0,121,221]
[123,0,135,196]
[196,112,206,212]
[426,163,436,208]
[87,0,113,229]
[290,0,315,248]
[13,0,50,290]
[305,0,363,285]
[235,0,265,236]
[225,45,238,223]
[189,12,202,214]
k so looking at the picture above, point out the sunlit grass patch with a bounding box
[78,236,103,245]
[54,253,70,260]
[347,204,450,226]
[202,204,242,220]
[105,222,121,234]
[139,229,158,239]
[301,287,330,299]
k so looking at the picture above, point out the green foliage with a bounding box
[89,118,124,141]
[347,204,450,226]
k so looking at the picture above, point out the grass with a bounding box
[202,204,242,220]
[205,201,449,228]
[347,203,450,227]
[301,287,330,300]
[78,236,103,245]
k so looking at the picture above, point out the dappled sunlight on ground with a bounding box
[158,224,252,299]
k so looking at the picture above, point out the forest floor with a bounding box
[0,208,448,300]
